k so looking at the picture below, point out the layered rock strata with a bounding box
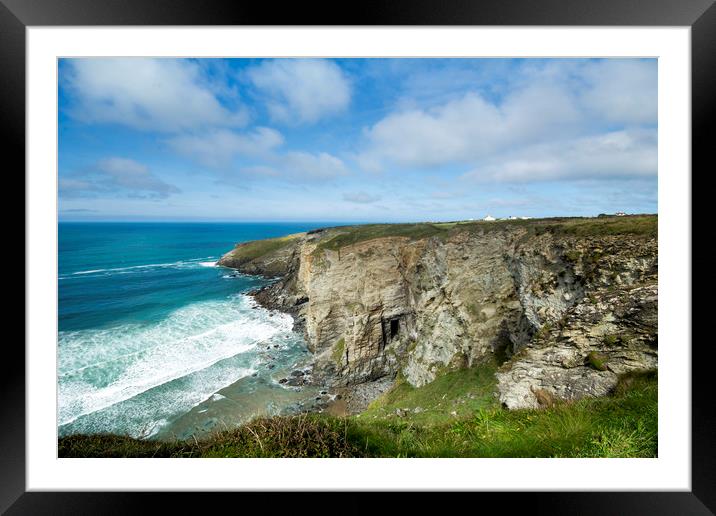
[218,217,657,409]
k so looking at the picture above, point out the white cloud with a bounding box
[240,165,281,177]
[58,178,94,192]
[358,59,657,178]
[166,127,348,183]
[343,192,381,203]
[211,150,349,188]
[461,129,657,183]
[282,151,349,180]
[63,58,248,132]
[361,93,500,169]
[248,59,351,124]
[581,60,657,125]
[59,157,180,199]
[166,127,284,167]
[360,89,583,170]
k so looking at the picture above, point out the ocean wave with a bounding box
[59,257,219,279]
[221,272,251,279]
[58,294,293,428]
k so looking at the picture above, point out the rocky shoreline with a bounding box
[246,279,398,415]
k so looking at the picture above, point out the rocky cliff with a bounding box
[218,216,657,410]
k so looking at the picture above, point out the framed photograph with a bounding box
[5,0,712,513]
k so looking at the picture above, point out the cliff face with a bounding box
[218,217,657,410]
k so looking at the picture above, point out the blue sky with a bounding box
[58,58,657,222]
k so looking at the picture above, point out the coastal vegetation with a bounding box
[224,232,305,264]
[318,214,657,253]
[227,215,656,259]
[59,364,657,458]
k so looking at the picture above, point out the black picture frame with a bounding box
[3,0,713,513]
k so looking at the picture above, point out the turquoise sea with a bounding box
[58,222,329,439]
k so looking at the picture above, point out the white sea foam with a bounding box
[142,418,170,439]
[222,272,249,279]
[58,294,293,428]
[59,257,219,279]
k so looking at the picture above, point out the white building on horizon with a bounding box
[483,215,496,221]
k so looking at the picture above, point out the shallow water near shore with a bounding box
[58,222,329,439]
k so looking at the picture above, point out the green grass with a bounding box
[312,220,537,254]
[359,360,499,425]
[314,223,450,253]
[535,323,553,340]
[603,334,619,346]
[537,215,657,238]
[346,368,657,458]
[223,232,304,264]
[587,351,608,371]
[309,215,657,255]
[59,414,360,458]
[564,250,581,262]
[218,215,658,263]
[59,366,657,458]
[332,338,345,365]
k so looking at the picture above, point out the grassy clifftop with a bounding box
[59,365,656,458]
[316,215,657,252]
[217,215,657,268]
[217,232,305,276]
[535,214,657,238]
[220,232,304,264]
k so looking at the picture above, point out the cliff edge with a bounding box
[218,215,657,410]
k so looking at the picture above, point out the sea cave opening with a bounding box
[390,318,400,339]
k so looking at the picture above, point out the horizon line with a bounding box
[57,213,658,224]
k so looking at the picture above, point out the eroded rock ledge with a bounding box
[218,216,657,410]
